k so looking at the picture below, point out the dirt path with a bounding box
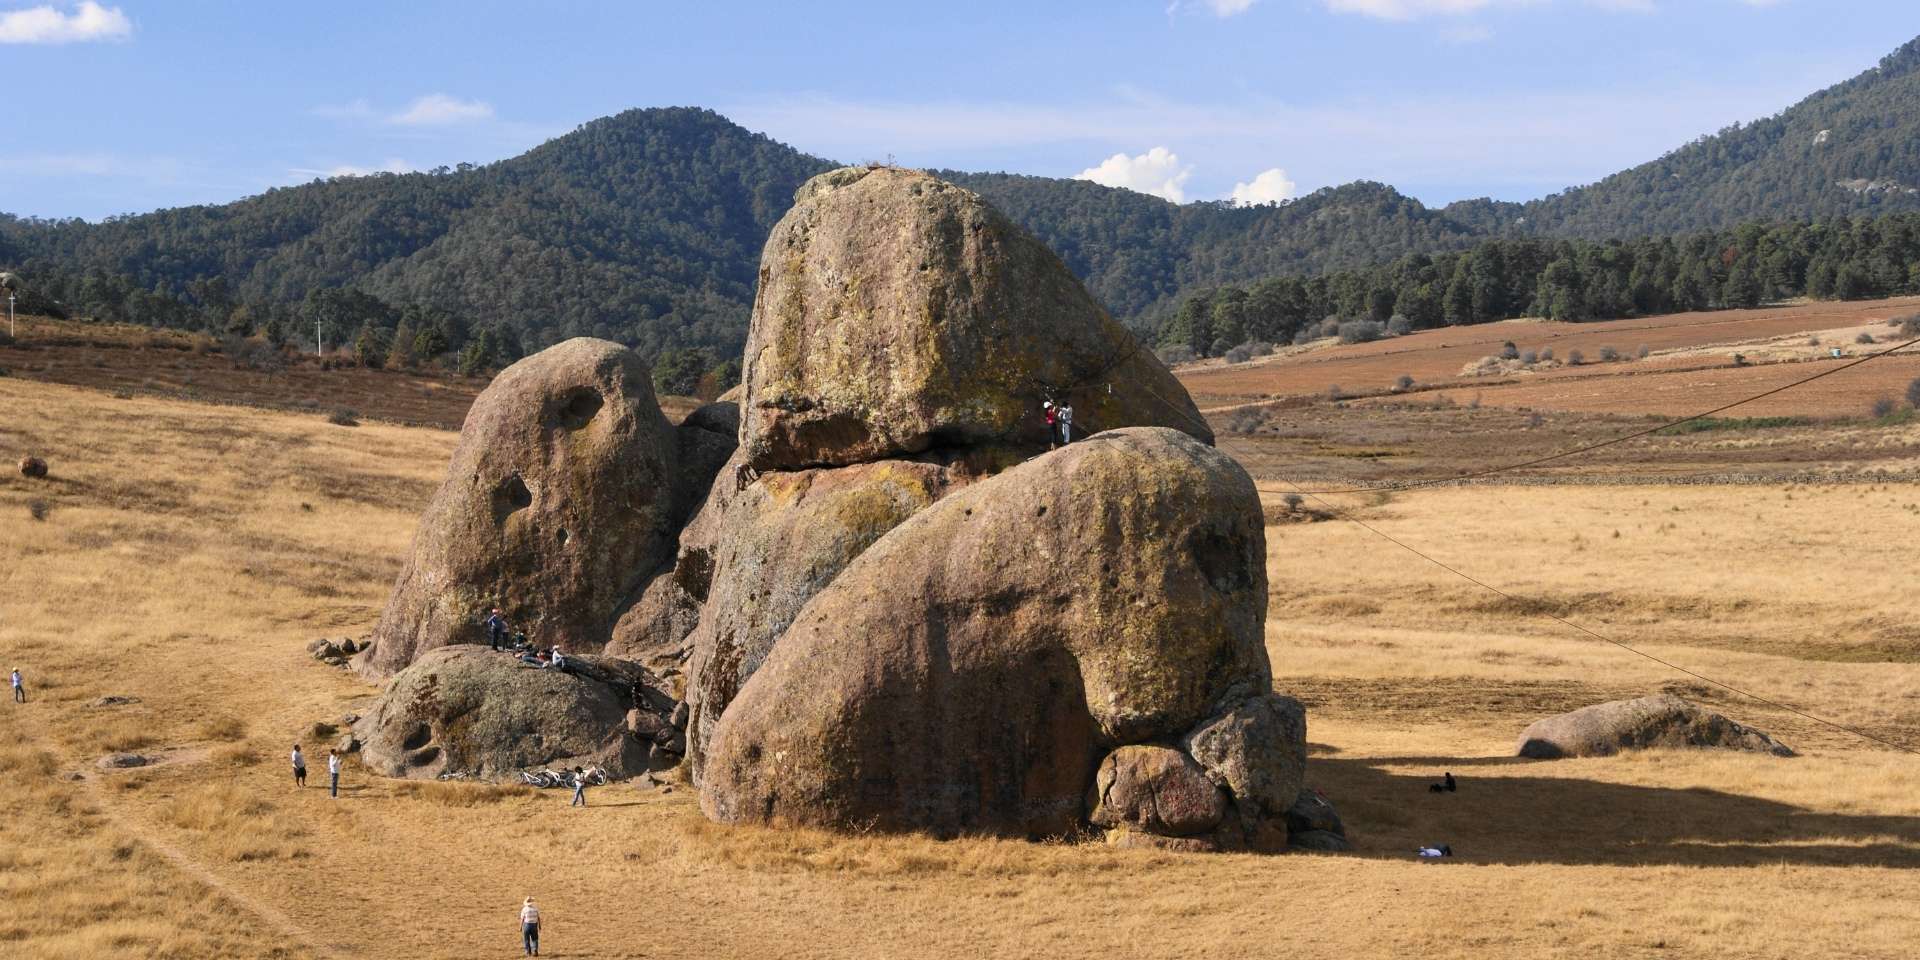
[41,720,334,959]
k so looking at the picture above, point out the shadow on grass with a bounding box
[1312,754,1920,868]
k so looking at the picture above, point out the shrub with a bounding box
[1539,347,1555,362]
[325,406,360,427]
[1327,384,1344,401]
[1567,349,1585,365]
[1337,319,1385,344]
[1226,408,1264,434]
[1282,493,1304,512]
[1872,396,1898,419]
[1224,345,1253,364]
[1598,345,1620,362]
[1291,328,1316,346]
[1857,332,1877,345]
[1807,336,1823,347]
[1908,377,1920,410]
[1527,412,1545,429]
[27,500,49,521]
[1386,314,1413,337]
[220,334,287,373]
[1500,341,1519,360]
[1394,374,1415,392]
[1901,313,1920,337]
[1318,316,1343,338]
[1636,344,1650,359]
[1245,341,1276,357]
[1155,344,1196,366]
[1519,350,1538,364]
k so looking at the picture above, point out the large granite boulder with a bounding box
[678,452,989,775]
[1089,745,1228,838]
[699,427,1272,839]
[364,339,728,677]
[1516,694,1795,759]
[356,648,667,780]
[740,166,1209,473]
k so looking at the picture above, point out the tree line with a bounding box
[1157,212,1920,357]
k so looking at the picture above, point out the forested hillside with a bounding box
[5,35,1920,379]
[1452,36,1920,237]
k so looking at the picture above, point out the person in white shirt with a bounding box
[520,896,541,956]
[291,744,307,788]
[1059,402,1075,444]
[10,667,22,703]
[327,749,341,798]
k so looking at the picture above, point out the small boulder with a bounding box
[97,753,152,769]
[1283,789,1345,839]
[357,647,648,780]
[1089,745,1227,837]
[90,695,141,708]
[1182,693,1309,828]
[18,456,47,479]
[1516,694,1795,759]
[1289,829,1351,853]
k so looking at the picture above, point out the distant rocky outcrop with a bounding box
[356,647,679,780]
[363,339,732,677]
[1516,694,1795,759]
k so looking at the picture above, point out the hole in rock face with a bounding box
[492,475,533,521]
[557,528,570,546]
[400,723,433,752]
[556,387,604,430]
[1189,528,1253,594]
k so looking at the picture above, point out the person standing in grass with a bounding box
[9,667,21,703]
[327,749,341,798]
[291,744,307,788]
[520,896,541,956]
[570,766,588,807]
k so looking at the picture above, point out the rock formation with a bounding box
[680,166,1214,776]
[363,339,731,677]
[357,647,679,780]
[699,428,1299,848]
[1516,694,1795,759]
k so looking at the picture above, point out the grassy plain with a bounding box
[2,313,1918,958]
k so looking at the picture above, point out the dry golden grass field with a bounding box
[2,312,1919,958]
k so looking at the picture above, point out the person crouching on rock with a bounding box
[485,608,509,652]
[520,896,541,956]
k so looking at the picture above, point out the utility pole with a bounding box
[6,292,13,339]
[316,318,323,357]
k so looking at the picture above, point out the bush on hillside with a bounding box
[1338,319,1385,344]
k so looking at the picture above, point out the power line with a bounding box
[1284,333,1920,494]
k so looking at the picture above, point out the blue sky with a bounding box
[2,0,1916,220]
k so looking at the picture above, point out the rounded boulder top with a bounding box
[741,166,1211,472]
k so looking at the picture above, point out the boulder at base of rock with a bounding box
[1516,694,1795,759]
[700,427,1270,839]
[18,456,47,479]
[1088,745,1227,837]
[364,339,680,676]
[357,647,651,780]
[740,166,1210,473]
[1183,692,1309,829]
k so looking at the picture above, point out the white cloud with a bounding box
[1167,0,1260,15]
[1229,167,1297,205]
[289,158,417,180]
[389,94,494,126]
[1323,0,1656,19]
[0,2,130,44]
[1075,147,1192,202]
